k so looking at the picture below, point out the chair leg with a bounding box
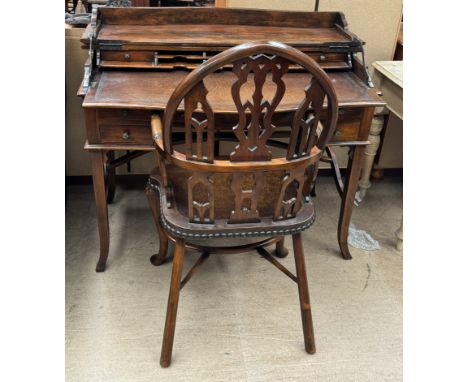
[292,233,316,354]
[160,238,185,368]
[274,236,289,258]
[145,185,169,266]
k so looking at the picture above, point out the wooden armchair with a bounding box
[145,41,338,367]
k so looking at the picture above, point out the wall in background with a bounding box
[66,26,91,176]
[65,1,403,175]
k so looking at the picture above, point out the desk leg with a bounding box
[90,151,110,272]
[338,146,366,260]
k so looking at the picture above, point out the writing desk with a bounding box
[78,7,386,271]
[82,69,384,271]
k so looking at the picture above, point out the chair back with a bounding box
[157,41,339,227]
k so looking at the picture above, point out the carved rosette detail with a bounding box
[230,54,289,162]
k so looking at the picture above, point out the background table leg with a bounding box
[358,115,385,199]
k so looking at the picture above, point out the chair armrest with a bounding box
[151,114,164,151]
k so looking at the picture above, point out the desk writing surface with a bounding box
[83,70,384,111]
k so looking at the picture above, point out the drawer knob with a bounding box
[121,109,128,116]
[124,53,130,61]
[319,55,326,62]
[122,131,130,140]
[334,130,342,137]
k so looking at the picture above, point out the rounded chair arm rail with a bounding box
[161,147,323,173]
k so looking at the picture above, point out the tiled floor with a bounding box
[66,177,402,381]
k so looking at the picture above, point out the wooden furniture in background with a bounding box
[78,7,385,272]
[358,113,385,199]
[358,61,402,199]
[368,16,403,181]
[146,41,339,367]
[359,61,402,250]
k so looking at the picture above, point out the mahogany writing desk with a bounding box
[79,7,385,271]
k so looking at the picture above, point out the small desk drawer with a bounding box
[101,51,154,63]
[308,52,347,63]
[96,109,152,144]
[99,124,152,145]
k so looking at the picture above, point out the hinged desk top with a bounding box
[82,70,384,112]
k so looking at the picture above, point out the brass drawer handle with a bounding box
[122,131,130,140]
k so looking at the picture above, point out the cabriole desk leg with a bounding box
[338,145,366,260]
[90,150,110,272]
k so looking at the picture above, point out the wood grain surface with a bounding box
[83,70,384,111]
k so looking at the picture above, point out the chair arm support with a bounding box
[151,114,164,151]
